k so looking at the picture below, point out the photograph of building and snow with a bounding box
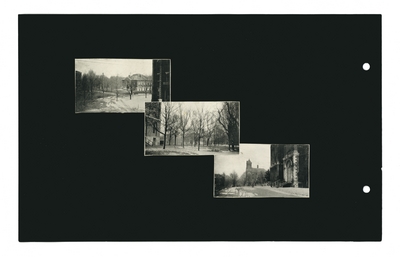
[214,144,310,198]
[145,101,239,156]
[75,59,170,113]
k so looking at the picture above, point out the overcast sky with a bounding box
[75,59,152,77]
[214,144,271,177]
[157,102,225,131]
[162,102,223,113]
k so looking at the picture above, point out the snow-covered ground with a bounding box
[218,187,256,197]
[78,93,151,113]
[216,186,309,198]
[145,145,239,156]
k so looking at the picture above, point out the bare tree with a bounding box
[81,73,89,106]
[170,114,180,146]
[204,112,216,146]
[87,70,96,100]
[124,76,137,100]
[100,73,106,99]
[217,102,240,151]
[167,114,178,145]
[115,75,119,101]
[191,106,210,151]
[230,171,239,187]
[159,102,177,149]
[178,104,191,148]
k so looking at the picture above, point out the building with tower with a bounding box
[243,159,267,186]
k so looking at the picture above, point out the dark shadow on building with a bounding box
[152,59,170,102]
[269,144,309,188]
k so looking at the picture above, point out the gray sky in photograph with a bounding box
[163,102,223,114]
[75,59,152,77]
[158,101,232,137]
[214,144,270,177]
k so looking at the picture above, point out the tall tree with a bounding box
[158,102,177,149]
[87,70,96,100]
[81,73,89,106]
[100,73,106,98]
[115,75,120,100]
[230,171,239,187]
[167,114,178,145]
[170,114,180,146]
[217,102,240,151]
[204,112,216,146]
[191,107,210,151]
[178,104,191,148]
[215,174,225,195]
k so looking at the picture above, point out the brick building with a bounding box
[269,144,309,188]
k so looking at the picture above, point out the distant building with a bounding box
[152,60,170,101]
[269,144,309,188]
[244,159,267,186]
[123,74,152,93]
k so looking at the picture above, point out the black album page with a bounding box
[19,15,381,241]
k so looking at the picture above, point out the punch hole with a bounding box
[363,185,370,193]
[363,63,370,71]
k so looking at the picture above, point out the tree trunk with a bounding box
[182,133,185,148]
[169,131,172,145]
[174,135,177,145]
[163,128,167,150]
[129,92,132,100]
[198,136,201,151]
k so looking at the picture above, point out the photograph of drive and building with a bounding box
[75,59,170,113]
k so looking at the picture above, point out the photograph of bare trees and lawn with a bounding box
[145,101,239,156]
[214,144,310,198]
[75,59,170,113]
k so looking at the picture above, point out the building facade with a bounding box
[152,59,170,101]
[145,102,161,146]
[269,144,309,188]
[123,74,152,93]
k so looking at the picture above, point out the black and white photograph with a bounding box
[145,101,240,156]
[214,144,310,198]
[75,59,170,113]
[16,13,384,246]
